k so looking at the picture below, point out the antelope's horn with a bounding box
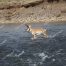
[25,24,29,28]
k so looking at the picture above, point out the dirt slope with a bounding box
[0,0,66,24]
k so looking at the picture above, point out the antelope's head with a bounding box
[25,24,31,31]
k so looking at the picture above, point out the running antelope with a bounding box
[25,24,48,39]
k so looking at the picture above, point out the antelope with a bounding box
[25,24,48,39]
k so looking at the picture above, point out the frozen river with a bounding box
[0,23,66,66]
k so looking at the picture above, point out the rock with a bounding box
[22,0,44,8]
[0,0,44,9]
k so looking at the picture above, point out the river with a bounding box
[0,23,66,66]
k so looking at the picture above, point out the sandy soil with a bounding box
[0,2,66,24]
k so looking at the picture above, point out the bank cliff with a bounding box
[0,0,66,24]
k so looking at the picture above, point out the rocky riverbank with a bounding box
[0,0,66,24]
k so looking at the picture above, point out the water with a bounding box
[0,23,66,66]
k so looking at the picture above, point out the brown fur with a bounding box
[25,24,48,39]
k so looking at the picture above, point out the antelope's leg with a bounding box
[31,34,36,40]
[44,34,48,38]
[43,30,48,38]
[27,28,30,31]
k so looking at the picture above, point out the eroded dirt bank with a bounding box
[0,1,66,24]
